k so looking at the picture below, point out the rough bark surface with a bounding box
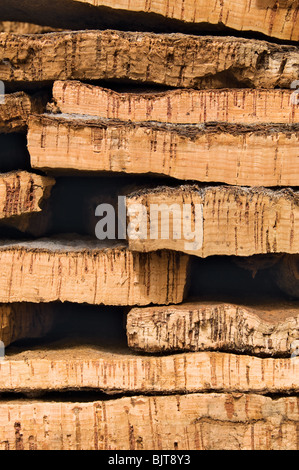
[0,171,54,221]
[0,0,299,40]
[126,185,299,257]
[1,345,298,394]
[0,394,297,450]
[28,114,299,187]
[0,238,188,305]
[0,304,54,347]
[53,81,299,125]
[0,31,299,88]
[127,301,299,355]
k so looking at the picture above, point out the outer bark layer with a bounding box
[0,394,297,450]
[0,346,298,394]
[28,115,299,187]
[0,171,54,221]
[0,31,299,88]
[0,304,54,347]
[53,81,299,125]
[0,238,188,305]
[0,0,299,41]
[126,185,299,257]
[127,301,299,355]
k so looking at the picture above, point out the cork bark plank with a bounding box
[1,0,299,41]
[126,185,299,257]
[53,81,299,125]
[28,115,299,187]
[1,31,299,88]
[0,394,297,450]
[0,238,188,305]
[0,304,54,347]
[0,92,47,133]
[1,345,298,394]
[0,171,55,221]
[127,301,299,355]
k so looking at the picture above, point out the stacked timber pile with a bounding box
[0,0,298,451]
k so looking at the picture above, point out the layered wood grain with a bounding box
[1,345,298,394]
[127,301,299,355]
[1,31,299,88]
[126,185,299,257]
[0,238,188,305]
[0,394,297,450]
[0,171,54,221]
[28,115,299,186]
[53,81,299,125]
